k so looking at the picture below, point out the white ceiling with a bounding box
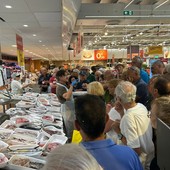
[73,0,170,50]
[0,0,62,61]
[1,0,170,61]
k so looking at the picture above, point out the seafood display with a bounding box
[9,155,45,169]
[1,92,67,169]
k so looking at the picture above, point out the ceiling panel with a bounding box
[25,0,62,12]
[72,1,170,51]
[0,0,30,13]
[34,12,62,22]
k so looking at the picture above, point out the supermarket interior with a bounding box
[0,0,170,170]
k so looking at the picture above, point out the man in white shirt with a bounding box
[114,81,154,170]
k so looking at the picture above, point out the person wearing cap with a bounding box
[115,63,125,79]
[81,66,95,83]
[11,72,32,95]
[75,71,89,91]
[71,69,80,79]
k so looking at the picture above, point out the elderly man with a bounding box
[131,56,149,84]
[151,60,165,75]
[74,94,143,170]
[114,81,154,170]
[38,67,51,93]
[94,70,102,82]
[127,66,149,107]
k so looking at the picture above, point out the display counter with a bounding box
[0,92,68,169]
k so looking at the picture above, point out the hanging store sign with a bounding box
[148,46,163,55]
[81,50,94,60]
[94,50,108,60]
[16,34,25,66]
[127,45,139,59]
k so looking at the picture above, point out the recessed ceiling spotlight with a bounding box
[33,34,36,36]
[39,40,42,42]
[136,34,139,37]
[140,32,143,35]
[131,37,133,39]
[12,45,16,47]
[23,25,28,27]
[5,5,12,9]
[104,32,108,35]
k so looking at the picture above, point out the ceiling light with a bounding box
[23,25,28,27]
[33,34,36,36]
[12,45,16,47]
[39,40,42,42]
[5,5,12,9]
[42,45,45,46]
[85,15,170,18]
[154,0,169,9]
[104,32,108,35]
[139,32,143,35]
[124,0,134,9]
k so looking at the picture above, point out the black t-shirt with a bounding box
[38,73,51,92]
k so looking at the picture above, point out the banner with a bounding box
[16,34,25,66]
[81,50,94,60]
[94,50,108,60]
[148,46,163,55]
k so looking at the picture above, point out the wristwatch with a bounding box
[117,133,123,140]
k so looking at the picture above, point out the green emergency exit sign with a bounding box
[123,11,133,16]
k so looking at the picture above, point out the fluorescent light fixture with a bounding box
[23,24,28,27]
[124,0,134,9]
[154,0,169,9]
[5,5,12,8]
[106,24,170,27]
[85,15,170,18]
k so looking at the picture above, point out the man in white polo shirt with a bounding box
[114,81,154,170]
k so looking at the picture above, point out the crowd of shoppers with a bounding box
[9,59,170,170]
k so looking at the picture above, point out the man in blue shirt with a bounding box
[127,66,150,108]
[74,94,143,170]
[131,56,149,84]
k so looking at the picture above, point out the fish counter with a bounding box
[0,92,68,169]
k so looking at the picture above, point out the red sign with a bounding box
[94,50,108,60]
[16,34,23,51]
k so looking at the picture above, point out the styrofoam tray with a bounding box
[14,128,39,139]
[8,155,45,170]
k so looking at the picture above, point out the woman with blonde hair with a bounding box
[87,81,105,99]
